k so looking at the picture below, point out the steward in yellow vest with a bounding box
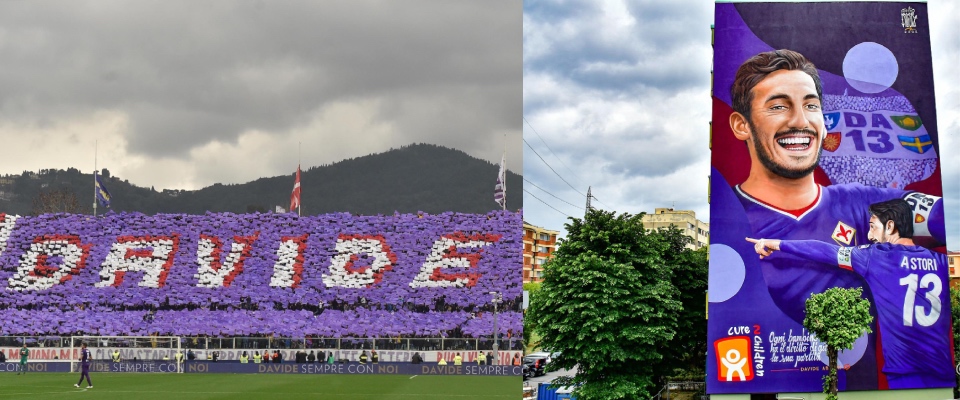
[253,352,262,363]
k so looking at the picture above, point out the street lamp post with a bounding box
[490,291,503,365]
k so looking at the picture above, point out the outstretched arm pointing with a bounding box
[746,237,781,259]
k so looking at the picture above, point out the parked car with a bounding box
[527,351,555,365]
[523,355,548,377]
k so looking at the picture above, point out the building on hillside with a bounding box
[523,221,559,283]
[949,251,960,289]
[640,208,709,250]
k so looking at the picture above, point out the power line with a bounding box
[523,117,588,188]
[523,138,585,197]
[523,188,573,218]
[522,177,584,210]
[523,118,613,209]
[589,192,611,209]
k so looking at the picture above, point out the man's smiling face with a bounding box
[745,69,826,179]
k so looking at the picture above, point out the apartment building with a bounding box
[949,251,960,289]
[640,208,709,250]
[523,221,559,283]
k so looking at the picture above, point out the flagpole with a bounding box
[502,133,506,211]
[93,140,98,217]
[299,142,302,217]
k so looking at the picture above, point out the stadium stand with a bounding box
[0,211,522,342]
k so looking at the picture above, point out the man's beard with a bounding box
[749,121,822,179]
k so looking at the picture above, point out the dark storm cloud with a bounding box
[0,0,520,163]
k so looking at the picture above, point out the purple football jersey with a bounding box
[80,348,90,366]
[736,183,907,323]
[778,240,953,388]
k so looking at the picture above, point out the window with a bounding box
[539,233,550,241]
[538,246,547,253]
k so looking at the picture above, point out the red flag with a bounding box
[290,165,301,212]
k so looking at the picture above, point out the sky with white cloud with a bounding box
[523,0,960,249]
[0,0,521,191]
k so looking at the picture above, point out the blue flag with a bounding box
[897,134,933,154]
[95,172,111,208]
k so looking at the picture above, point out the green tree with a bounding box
[528,209,699,400]
[803,287,873,400]
[523,282,542,351]
[660,240,708,377]
[951,287,960,399]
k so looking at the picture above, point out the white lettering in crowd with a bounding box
[96,236,179,288]
[1,230,503,291]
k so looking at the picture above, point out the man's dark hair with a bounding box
[869,199,914,238]
[731,49,823,118]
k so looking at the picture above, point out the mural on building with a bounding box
[708,1,951,394]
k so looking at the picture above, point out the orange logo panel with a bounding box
[715,336,753,382]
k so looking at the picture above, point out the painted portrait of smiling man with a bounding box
[730,50,826,197]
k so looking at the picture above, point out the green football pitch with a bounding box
[0,373,520,399]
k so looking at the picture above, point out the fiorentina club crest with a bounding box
[832,221,856,245]
[901,7,918,33]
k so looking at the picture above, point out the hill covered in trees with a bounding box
[0,144,521,216]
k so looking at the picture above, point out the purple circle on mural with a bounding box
[843,42,898,94]
[708,244,745,303]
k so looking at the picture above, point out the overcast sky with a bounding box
[523,0,960,249]
[0,0,521,191]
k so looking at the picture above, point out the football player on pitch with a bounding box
[16,344,28,375]
[74,343,93,389]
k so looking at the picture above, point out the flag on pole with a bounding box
[95,172,111,208]
[290,165,301,212]
[494,154,506,209]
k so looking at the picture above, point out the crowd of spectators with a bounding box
[0,211,523,342]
